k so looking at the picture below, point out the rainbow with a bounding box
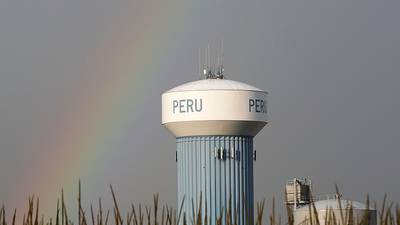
[10,1,194,216]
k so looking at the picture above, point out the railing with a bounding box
[285,194,343,205]
[312,194,343,201]
[286,179,311,185]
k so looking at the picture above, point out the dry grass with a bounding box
[0,183,398,225]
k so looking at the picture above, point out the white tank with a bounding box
[162,79,268,137]
[293,199,377,225]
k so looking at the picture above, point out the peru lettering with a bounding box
[249,99,266,113]
[173,98,203,113]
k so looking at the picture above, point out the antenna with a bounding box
[207,44,210,71]
[221,39,224,68]
[201,42,225,79]
[198,48,201,79]
[204,47,207,77]
[217,40,222,68]
[218,39,224,78]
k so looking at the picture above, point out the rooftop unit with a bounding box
[285,178,312,208]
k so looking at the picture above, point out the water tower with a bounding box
[162,62,268,225]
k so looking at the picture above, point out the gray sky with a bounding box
[0,0,399,218]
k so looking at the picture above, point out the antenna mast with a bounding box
[202,41,224,80]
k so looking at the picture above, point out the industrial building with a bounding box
[285,178,377,225]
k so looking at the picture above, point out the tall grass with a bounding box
[0,184,398,225]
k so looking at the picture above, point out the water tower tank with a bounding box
[162,76,268,225]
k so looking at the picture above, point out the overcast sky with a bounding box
[0,0,399,219]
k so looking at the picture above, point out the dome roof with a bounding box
[297,199,374,211]
[165,79,265,93]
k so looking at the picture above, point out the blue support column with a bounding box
[176,136,254,225]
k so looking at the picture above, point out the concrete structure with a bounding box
[285,178,377,225]
[162,73,268,225]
